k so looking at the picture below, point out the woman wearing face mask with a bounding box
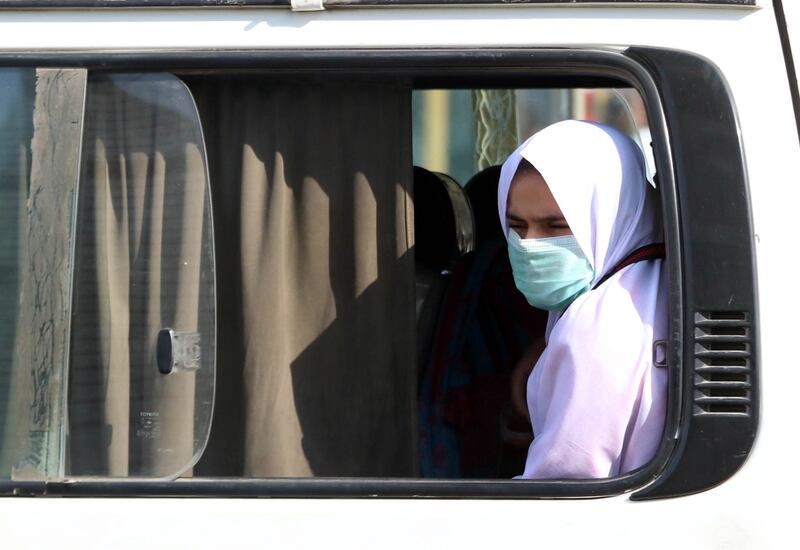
[499,119,667,479]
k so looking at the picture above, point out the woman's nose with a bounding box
[523,227,543,240]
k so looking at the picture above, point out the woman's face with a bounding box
[506,166,572,239]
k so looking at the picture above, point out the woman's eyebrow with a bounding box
[539,215,568,223]
[506,212,566,223]
[505,212,527,223]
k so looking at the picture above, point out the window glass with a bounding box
[1,74,660,486]
[67,73,216,479]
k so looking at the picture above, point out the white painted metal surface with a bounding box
[1,1,798,548]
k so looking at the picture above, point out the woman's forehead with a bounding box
[507,169,565,220]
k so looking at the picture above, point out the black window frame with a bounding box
[0,46,756,500]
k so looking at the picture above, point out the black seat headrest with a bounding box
[413,166,475,270]
[464,165,503,247]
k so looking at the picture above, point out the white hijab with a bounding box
[498,120,667,478]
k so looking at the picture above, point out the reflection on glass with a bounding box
[0,68,85,480]
[0,69,35,479]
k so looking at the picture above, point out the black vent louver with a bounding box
[693,311,752,416]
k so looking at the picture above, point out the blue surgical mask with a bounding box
[507,231,594,311]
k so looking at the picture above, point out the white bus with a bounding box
[0,1,797,547]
